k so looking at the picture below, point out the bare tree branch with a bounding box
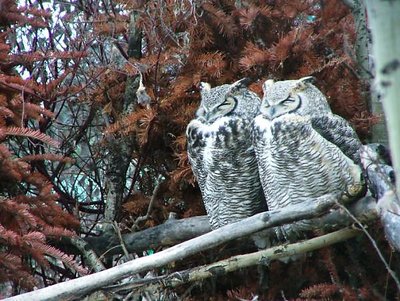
[105,227,362,293]
[84,215,211,257]
[336,202,400,290]
[132,175,163,227]
[19,143,396,300]
[4,196,335,301]
[361,144,400,252]
[79,195,378,259]
[68,236,106,273]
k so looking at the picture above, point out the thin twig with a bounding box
[113,221,131,259]
[336,201,400,290]
[132,175,164,228]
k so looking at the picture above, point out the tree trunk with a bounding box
[352,0,388,144]
[124,11,142,114]
[365,1,400,195]
[103,11,143,224]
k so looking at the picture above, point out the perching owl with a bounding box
[186,79,266,230]
[252,76,365,239]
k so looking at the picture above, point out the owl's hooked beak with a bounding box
[260,99,276,120]
[201,106,217,123]
[203,106,220,123]
[261,106,276,120]
[204,109,212,121]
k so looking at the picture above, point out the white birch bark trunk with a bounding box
[365,0,400,195]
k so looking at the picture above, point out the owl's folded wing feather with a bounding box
[310,114,362,164]
[186,119,207,192]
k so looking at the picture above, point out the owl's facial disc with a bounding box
[205,96,237,123]
[261,95,301,120]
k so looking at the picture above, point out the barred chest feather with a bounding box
[253,113,363,211]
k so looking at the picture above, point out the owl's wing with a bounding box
[310,114,362,164]
[186,119,207,192]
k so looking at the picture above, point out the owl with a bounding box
[186,79,266,230]
[252,76,365,239]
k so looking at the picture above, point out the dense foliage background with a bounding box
[0,0,397,299]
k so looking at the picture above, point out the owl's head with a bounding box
[260,76,331,120]
[196,78,260,123]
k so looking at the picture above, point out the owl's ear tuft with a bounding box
[199,82,211,92]
[234,77,252,87]
[262,79,275,94]
[225,78,251,96]
[296,76,316,89]
[229,78,252,94]
[299,76,316,84]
